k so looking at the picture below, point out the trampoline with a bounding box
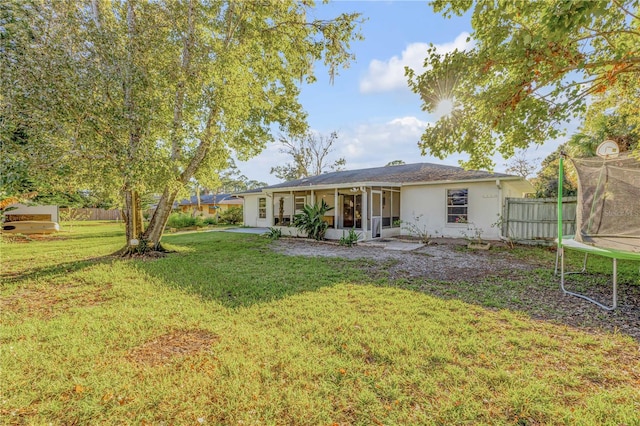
[556,146,640,310]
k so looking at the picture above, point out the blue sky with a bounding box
[236,1,568,185]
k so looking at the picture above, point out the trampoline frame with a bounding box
[555,239,619,310]
[556,154,640,310]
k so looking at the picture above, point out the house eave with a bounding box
[242,177,531,195]
[400,176,525,187]
[262,181,402,193]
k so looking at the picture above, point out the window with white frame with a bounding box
[447,189,468,223]
[295,196,305,214]
[258,197,267,219]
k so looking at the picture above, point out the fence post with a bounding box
[502,198,510,239]
[500,196,576,245]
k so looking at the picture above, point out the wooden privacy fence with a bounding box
[59,208,122,221]
[501,197,577,245]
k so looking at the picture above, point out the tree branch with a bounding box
[170,0,195,162]
[612,0,640,21]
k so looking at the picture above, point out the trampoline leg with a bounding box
[560,247,565,288]
[559,248,616,311]
[557,250,588,276]
[613,258,617,310]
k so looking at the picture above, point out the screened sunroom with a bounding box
[268,186,401,240]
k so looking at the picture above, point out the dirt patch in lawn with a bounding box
[270,238,640,342]
[271,237,541,281]
[0,284,113,319]
[127,330,219,367]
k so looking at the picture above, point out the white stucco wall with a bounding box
[242,195,259,227]
[401,181,503,240]
[502,183,525,199]
[244,179,530,239]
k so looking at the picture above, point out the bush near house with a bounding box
[294,200,333,240]
[166,212,205,229]
[219,206,243,224]
[202,216,218,225]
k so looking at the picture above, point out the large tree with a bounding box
[270,131,346,181]
[532,111,638,197]
[2,1,362,252]
[567,112,639,157]
[407,0,640,170]
[503,150,539,180]
[531,145,577,198]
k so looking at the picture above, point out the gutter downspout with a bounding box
[290,191,294,225]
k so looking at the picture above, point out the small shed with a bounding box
[2,203,60,234]
[3,203,59,223]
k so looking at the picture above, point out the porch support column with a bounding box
[334,188,339,229]
[290,191,294,224]
[266,192,274,226]
[311,190,315,206]
[362,188,368,234]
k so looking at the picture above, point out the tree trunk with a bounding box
[123,189,143,249]
[195,185,201,217]
[119,2,146,255]
[143,187,179,249]
[135,191,144,237]
[140,133,214,250]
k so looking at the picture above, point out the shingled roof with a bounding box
[264,162,517,190]
[177,193,242,206]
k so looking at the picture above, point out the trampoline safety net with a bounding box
[571,153,640,253]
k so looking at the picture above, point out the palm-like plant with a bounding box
[293,200,333,240]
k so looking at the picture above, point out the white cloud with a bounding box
[237,112,568,185]
[331,116,436,170]
[236,117,434,184]
[359,32,471,94]
[233,143,290,184]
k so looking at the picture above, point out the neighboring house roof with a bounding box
[261,162,529,191]
[177,193,242,206]
[234,188,265,196]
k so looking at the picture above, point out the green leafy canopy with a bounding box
[2,1,363,247]
[407,0,640,170]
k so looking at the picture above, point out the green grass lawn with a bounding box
[1,222,639,425]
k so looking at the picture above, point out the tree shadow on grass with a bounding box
[386,267,640,342]
[1,255,118,286]
[133,233,368,308]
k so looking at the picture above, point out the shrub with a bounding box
[461,221,485,244]
[219,206,243,224]
[264,227,282,240]
[293,200,333,240]
[339,228,361,247]
[166,212,203,229]
[396,214,430,243]
[203,216,218,225]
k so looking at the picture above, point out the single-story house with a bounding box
[176,193,242,218]
[240,162,533,241]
